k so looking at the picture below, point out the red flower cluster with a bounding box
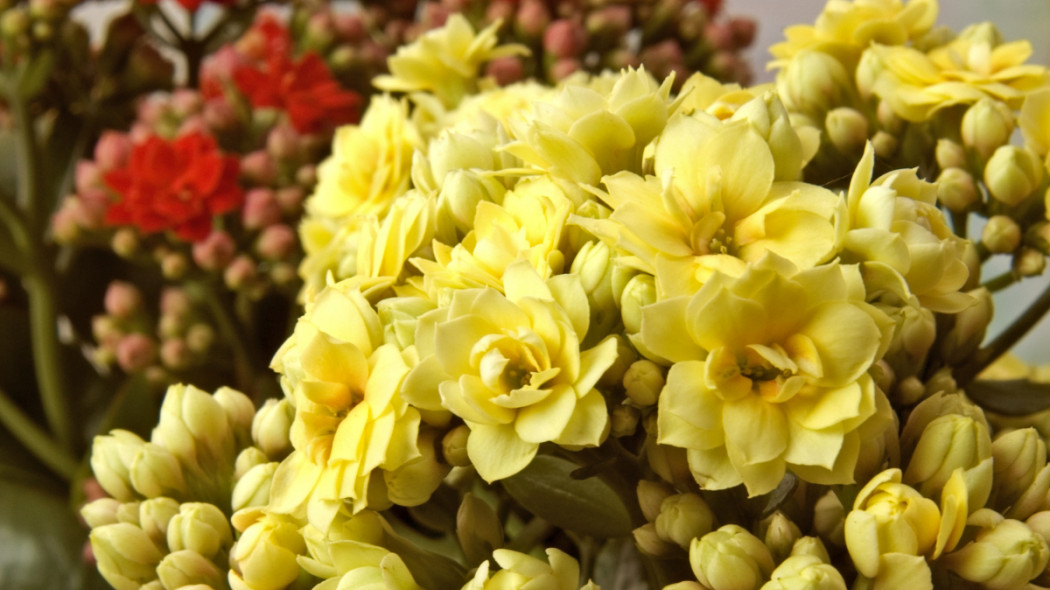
[104,131,243,242]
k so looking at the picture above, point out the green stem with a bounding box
[577,536,599,585]
[956,279,1050,386]
[982,269,1019,293]
[7,86,41,231]
[0,384,77,481]
[24,266,73,450]
[190,280,260,396]
[506,516,554,553]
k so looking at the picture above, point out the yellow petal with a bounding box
[467,423,538,482]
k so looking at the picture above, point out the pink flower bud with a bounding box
[485,56,525,86]
[485,0,516,25]
[704,22,734,51]
[171,89,202,118]
[306,12,336,47]
[240,151,276,185]
[550,57,581,81]
[256,224,297,261]
[136,97,167,127]
[160,338,192,371]
[191,230,236,271]
[295,164,317,188]
[160,287,192,318]
[242,188,282,230]
[544,19,587,59]
[176,115,207,137]
[274,186,304,214]
[75,160,102,194]
[203,98,238,131]
[116,333,157,372]
[224,255,257,290]
[74,188,110,229]
[51,203,80,243]
[128,123,153,145]
[93,132,132,171]
[104,281,143,319]
[516,0,551,39]
[334,13,366,42]
[729,17,756,47]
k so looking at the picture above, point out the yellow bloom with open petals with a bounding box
[402,261,619,482]
[643,257,894,495]
[843,144,975,313]
[412,175,574,299]
[866,23,1050,122]
[462,548,596,590]
[577,107,843,299]
[502,67,676,186]
[269,281,422,516]
[769,0,938,69]
[374,14,527,108]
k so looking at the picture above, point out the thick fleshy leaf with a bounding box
[962,379,1050,416]
[502,454,639,538]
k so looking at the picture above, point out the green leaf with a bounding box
[502,454,641,539]
[379,517,467,590]
[17,49,55,100]
[0,472,91,589]
[966,379,1050,416]
[592,537,656,590]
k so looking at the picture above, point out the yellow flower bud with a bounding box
[442,425,471,468]
[383,428,450,507]
[871,131,898,158]
[825,107,869,155]
[762,512,802,564]
[962,99,1015,160]
[90,523,164,589]
[90,430,146,501]
[759,554,847,590]
[153,383,237,474]
[633,522,678,556]
[130,442,187,499]
[790,537,832,562]
[234,446,269,481]
[982,214,1023,253]
[436,170,506,240]
[690,524,775,590]
[623,359,664,407]
[229,514,305,590]
[232,462,277,512]
[81,498,122,528]
[610,404,640,438]
[620,274,655,336]
[936,167,979,213]
[730,91,808,181]
[813,491,845,548]
[1015,247,1047,277]
[942,519,1050,589]
[903,414,993,507]
[251,398,294,460]
[156,550,225,590]
[936,139,968,171]
[844,469,940,578]
[985,145,1044,206]
[637,480,675,522]
[992,428,1048,510]
[776,50,854,118]
[655,493,716,549]
[571,240,619,338]
[138,497,180,549]
[116,501,141,525]
[1005,463,1050,520]
[940,287,993,365]
[167,502,233,560]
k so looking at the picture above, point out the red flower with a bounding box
[104,132,243,242]
[232,52,361,134]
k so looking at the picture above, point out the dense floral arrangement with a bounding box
[13,0,1050,588]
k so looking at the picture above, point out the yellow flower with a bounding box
[865,23,1050,122]
[269,281,422,517]
[576,106,843,299]
[843,468,938,586]
[351,191,435,295]
[374,14,528,108]
[689,524,775,590]
[462,548,595,590]
[402,261,619,482]
[299,511,423,590]
[769,0,938,69]
[502,67,676,186]
[644,257,894,495]
[941,518,1050,589]
[760,554,846,590]
[228,512,306,590]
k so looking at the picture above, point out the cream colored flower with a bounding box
[941,517,1050,589]
[402,261,619,482]
[865,23,1050,122]
[299,510,423,590]
[689,525,775,590]
[643,256,894,495]
[463,548,596,590]
[374,14,527,108]
[269,281,422,517]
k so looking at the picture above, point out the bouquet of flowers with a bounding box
[16,0,1050,588]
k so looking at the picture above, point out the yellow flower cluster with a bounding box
[84,3,1050,588]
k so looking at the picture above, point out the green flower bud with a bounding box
[251,398,294,460]
[167,502,232,560]
[655,493,715,549]
[962,99,1015,160]
[138,497,180,549]
[941,519,1049,589]
[982,215,1023,253]
[936,139,968,170]
[985,145,1044,206]
[762,511,803,564]
[130,443,187,499]
[90,430,147,501]
[623,359,664,407]
[993,428,1048,511]
[825,107,869,155]
[232,462,277,512]
[156,550,225,590]
[936,167,979,212]
[81,498,122,528]
[690,524,775,590]
[90,523,164,589]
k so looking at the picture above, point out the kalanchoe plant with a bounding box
[75,2,1050,589]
